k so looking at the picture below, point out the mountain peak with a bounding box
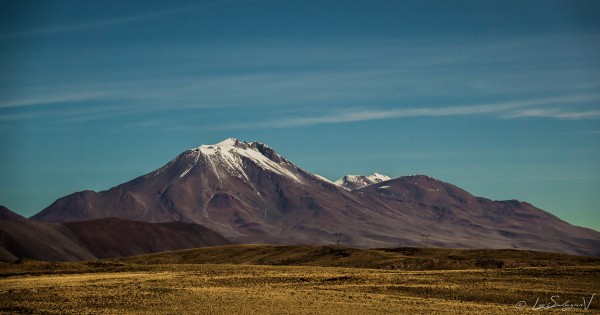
[369,173,391,182]
[197,138,248,155]
[334,172,392,190]
[199,138,271,152]
[216,137,241,147]
[180,138,303,183]
[202,138,247,150]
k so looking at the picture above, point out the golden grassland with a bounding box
[1,246,599,314]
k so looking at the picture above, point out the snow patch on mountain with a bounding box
[334,173,392,190]
[180,151,201,178]
[369,173,391,182]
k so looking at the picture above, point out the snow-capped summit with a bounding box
[198,138,250,153]
[172,138,303,183]
[149,138,336,190]
[334,173,392,190]
[197,138,279,157]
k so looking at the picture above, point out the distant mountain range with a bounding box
[2,138,599,260]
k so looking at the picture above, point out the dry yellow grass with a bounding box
[1,262,599,314]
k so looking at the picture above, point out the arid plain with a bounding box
[1,245,599,314]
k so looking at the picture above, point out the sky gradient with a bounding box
[1,0,599,230]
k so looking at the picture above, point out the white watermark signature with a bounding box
[515,294,596,311]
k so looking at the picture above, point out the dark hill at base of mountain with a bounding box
[0,217,231,262]
[116,244,600,270]
[0,206,26,221]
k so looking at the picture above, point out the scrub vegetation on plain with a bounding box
[1,246,599,314]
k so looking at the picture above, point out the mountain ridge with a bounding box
[28,138,600,256]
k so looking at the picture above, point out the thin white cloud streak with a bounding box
[0,0,240,40]
[0,102,139,123]
[0,91,110,109]
[506,108,600,120]
[218,94,600,130]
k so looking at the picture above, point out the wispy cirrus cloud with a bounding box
[505,108,600,120]
[3,34,600,129]
[216,94,600,130]
[0,91,110,109]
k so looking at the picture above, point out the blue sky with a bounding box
[1,0,599,230]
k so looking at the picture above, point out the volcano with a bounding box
[30,138,600,256]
